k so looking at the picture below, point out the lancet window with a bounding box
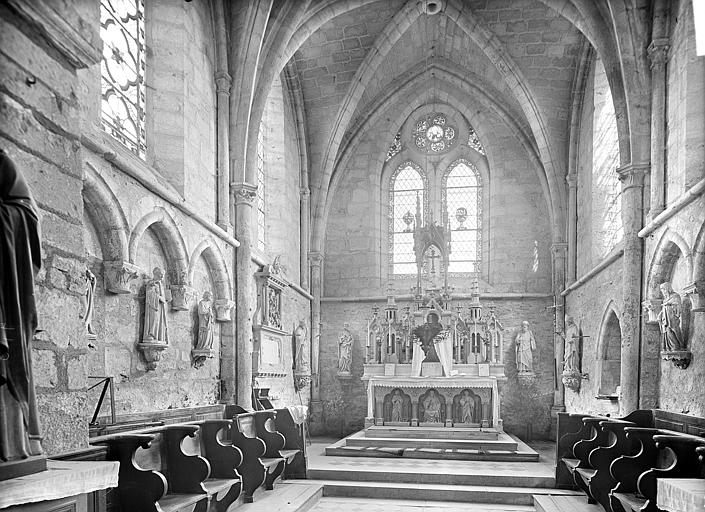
[442,160,482,273]
[100,0,146,158]
[389,162,427,276]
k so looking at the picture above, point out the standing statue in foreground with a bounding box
[562,315,580,372]
[514,320,536,373]
[658,282,685,351]
[143,267,169,343]
[195,291,215,351]
[0,149,44,462]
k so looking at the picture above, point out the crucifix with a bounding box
[427,247,440,274]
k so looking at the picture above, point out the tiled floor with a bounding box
[309,497,534,512]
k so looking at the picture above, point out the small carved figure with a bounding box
[338,324,353,373]
[267,288,281,329]
[562,315,580,372]
[82,268,97,338]
[391,390,404,422]
[658,282,685,351]
[459,390,475,423]
[423,390,441,422]
[143,267,169,343]
[514,321,536,373]
[293,320,307,370]
[196,291,214,351]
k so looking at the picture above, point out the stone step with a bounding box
[310,497,535,511]
[242,482,323,512]
[533,495,603,512]
[325,444,540,461]
[307,466,554,488]
[346,434,517,451]
[365,426,499,440]
[310,480,582,505]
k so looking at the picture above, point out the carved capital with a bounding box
[616,163,649,188]
[647,38,670,68]
[683,282,705,312]
[565,174,577,189]
[214,71,232,94]
[138,341,168,371]
[214,299,235,322]
[300,187,311,199]
[103,260,140,294]
[231,182,258,206]
[551,242,568,259]
[309,251,324,268]
[641,298,662,324]
[170,284,197,311]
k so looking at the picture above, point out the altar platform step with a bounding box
[533,495,604,512]
[364,425,499,440]
[347,430,514,450]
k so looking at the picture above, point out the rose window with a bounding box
[412,113,457,153]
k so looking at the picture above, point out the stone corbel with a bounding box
[214,299,235,322]
[170,284,197,311]
[192,348,215,369]
[641,298,662,324]
[661,350,691,370]
[294,373,311,392]
[137,341,168,371]
[683,282,704,312]
[561,369,589,393]
[103,260,140,294]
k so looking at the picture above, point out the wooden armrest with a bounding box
[198,419,244,479]
[161,426,210,494]
[254,411,286,457]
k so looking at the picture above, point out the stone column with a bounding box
[309,251,324,401]
[616,163,647,415]
[300,188,310,290]
[551,243,568,417]
[647,39,669,221]
[215,71,233,232]
[566,175,578,284]
[233,182,258,409]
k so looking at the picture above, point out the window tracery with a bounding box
[100,0,146,158]
[442,160,482,274]
[389,162,427,276]
[386,132,402,161]
[467,127,485,155]
[412,113,457,153]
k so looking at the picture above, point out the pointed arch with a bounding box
[187,238,233,301]
[646,228,693,300]
[128,208,189,281]
[83,163,129,262]
[596,301,622,396]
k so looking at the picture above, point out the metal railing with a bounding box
[88,376,116,426]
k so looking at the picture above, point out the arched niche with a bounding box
[647,229,693,300]
[596,305,622,397]
[83,165,129,262]
[128,208,189,282]
[187,239,232,301]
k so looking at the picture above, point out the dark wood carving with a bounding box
[274,408,306,479]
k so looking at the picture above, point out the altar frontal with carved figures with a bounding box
[361,208,506,430]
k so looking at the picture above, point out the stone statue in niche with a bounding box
[459,390,476,423]
[338,323,353,374]
[293,320,308,371]
[195,291,215,351]
[81,268,97,340]
[658,282,685,351]
[0,149,45,466]
[422,390,442,422]
[143,267,169,343]
[391,389,404,422]
[563,315,580,372]
[514,321,536,373]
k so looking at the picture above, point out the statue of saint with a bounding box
[658,282,685,351]
[514,321,536,373]
[338,325,353,373]
[459,390,475,423]
[563,315,580,372]
[195,291,214,351]
[293,320,307,370]
[0,149,44,461]
[391,390,404,422]
[81,268,97,338]
[423,390,441,422]
[143,267,169,343]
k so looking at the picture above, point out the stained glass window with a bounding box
[443,160,482,273]
[411,113,457,154]
[257,124,266,250]
[390,162,426,275]
[100,0,146,158]
[386,132,402,161]
[467,127,485,155]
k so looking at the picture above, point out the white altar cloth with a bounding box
[0,460,119,509]
[657,478,705,512]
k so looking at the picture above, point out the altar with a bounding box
[360,208,507,431]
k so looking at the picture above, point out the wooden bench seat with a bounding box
[274,408,307,479]
[94,424,238,512]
